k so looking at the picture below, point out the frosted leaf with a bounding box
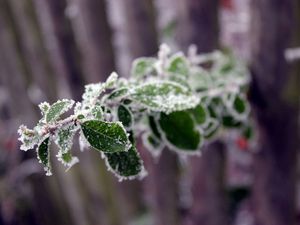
[91,105,103,120]
[189,104,208,125]
[56,150,79,171]
[189,50,221,65]
[222,92,236,107]
[117,77,129,87]
[81,120,131,153]
[130,81,200,113]
[38,102,50,116]
[231,94,250,120]
[37,137,52,176]
[107,87,129,101]
[202,118,220,139]
[74,102,82,115]
[55,123,79,169]
[54,124,77,154]
[18,125,39,151]
[222,114,243,128]
[142,132,164,157]
[188,68,212,91]
[104,145,146,180]
[131,57,156,78]
[169,74,191,90]
[148,115,161,140]
[158,111,202,152]
[82,72,119,106]
[105,72,118,88]
[45,99,75,123]
[167,52,189,77]
[117,104,133,129]
[223,94,250,121]
[82,83,105,105]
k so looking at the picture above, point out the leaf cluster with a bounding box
[18,44,251,180]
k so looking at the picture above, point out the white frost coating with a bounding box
[155,44,171,75]
[131,57,156,78]
[82,72,118,107]
[115,121,132,151]
[129,80,200,113]
[221,92,236,108]
[201,118,221,139]
[103,150,148,182]
[113,104,134,131]
[79,131,90,152]
[38,102,50,116]
[142,132,164,158]
[53,124,79,170]
[166,52,189,72]
[158,43,171,60]
[74,102,82,115]
[56,152,79,171]
[18,125,40,151]
[222,93,250,121]
[106,72,118,87]
[187,44,198,65]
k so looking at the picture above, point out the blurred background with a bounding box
[0,0,299,225]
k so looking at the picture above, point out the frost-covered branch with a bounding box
[18,44,252,181]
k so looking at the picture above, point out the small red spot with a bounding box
[236,137,248,150]
[221,0,234,10]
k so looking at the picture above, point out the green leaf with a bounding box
[81,120,130,153]
[54,124,79,169]
[188,68,211,92]
[46,99,74,123]
[169,74,191,90]
[82,72,118,106]
[91,105,103,119]
[148,115,161,139]
[55,124,76,154]
[142,132,164,157]
[146,134,161,149]
[57,150,79,170]
[131,57,156,78]
[37,137,52,176]
[220,60,235,74]
[222,115,242,128]
[117,105,133,128]
[233,95,248,115]
[107,87,129,100]
[203,118,220,139]
[189,104,207,125]
[167,53,189,77]
[242,124,254,140]
[158,111,202,151]
[105,145,144,179]
[224,94,250,120]
[18,125,39,151]
[218,52,235,74]
[130,81,199,113]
